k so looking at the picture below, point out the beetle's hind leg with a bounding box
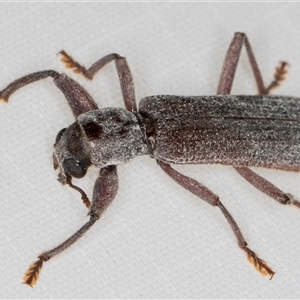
[218,33,299,209]
[265,61,289,94]
[159,162,275,279]
[217,32,289,95]
[235,167,300,210]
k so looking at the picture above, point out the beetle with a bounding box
[1,32,299,287]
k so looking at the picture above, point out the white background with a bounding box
[1,2,300,299]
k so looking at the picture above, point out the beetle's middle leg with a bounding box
[59,51,137,112]
[159,161,275,279]
[217,32,300,210]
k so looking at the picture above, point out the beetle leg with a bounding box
[265,61,289,94]
[218,32,289,95]
[235,167,300,209]
[0,70,98,117]
[217,33,299,210]
[159,161,275,279]
[217,32,266,95]
[0,70,60,102]
[59,51,137,112]
[22,165,118,287]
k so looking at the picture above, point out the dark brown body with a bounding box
[139,95,300,171]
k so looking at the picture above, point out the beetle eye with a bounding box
[63,158,87,178]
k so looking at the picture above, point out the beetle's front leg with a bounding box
[22,165,118,287]
[59,51,137,112]
[0,70,98,117]
[159,161,275,279]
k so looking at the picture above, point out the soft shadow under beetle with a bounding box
[1,32,300,286]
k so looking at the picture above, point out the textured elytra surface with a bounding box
[139,95,300,170]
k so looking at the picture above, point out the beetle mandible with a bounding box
[1,32,299,287]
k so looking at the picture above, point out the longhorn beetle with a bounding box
[1,32,299,287]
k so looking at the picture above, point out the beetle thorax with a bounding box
[77,108,148,167]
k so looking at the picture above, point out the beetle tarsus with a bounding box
[22,257,44,287]
[59,50,89,78]
[245,247,275,279]
[265,61,289,94]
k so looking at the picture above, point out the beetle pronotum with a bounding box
[1,32,299,287]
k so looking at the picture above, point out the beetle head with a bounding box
[53,122,91,184]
